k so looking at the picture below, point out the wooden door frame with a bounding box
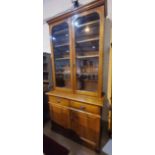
[70,6,105,97]
[48,18,74,93]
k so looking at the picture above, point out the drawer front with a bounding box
[70,101,100,114]
[49,96,69,106]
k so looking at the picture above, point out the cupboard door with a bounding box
[70,109,100,146]
[51,104,70,128]
[71,110,87,138]
[86,113,100,145]
[51,21,72,89]
[72,12,100,94]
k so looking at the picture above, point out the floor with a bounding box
[43,121,112,155]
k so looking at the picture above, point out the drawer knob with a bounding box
[79,106,86,110]
[56,97,61,103]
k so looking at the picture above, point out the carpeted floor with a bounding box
[43,134,69,155]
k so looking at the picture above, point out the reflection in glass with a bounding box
[74,12,100,92]
[51,22,71,88]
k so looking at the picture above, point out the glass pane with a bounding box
[74,12,100,92]
[51,22,71,88]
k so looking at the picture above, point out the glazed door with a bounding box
[50,19,73,91]
[72,7,104,97]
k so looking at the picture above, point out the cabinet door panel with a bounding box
[71,110,87,138]
[61,107,70,128]
[86,114,100,143]
[51,104,70,128]
[51,104,62,125]
[70,109,100,145]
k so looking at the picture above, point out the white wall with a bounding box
[43,0,94,21]
[43,23,51,53]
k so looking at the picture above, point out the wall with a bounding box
[43,0,94,21]
[43,23,51,53]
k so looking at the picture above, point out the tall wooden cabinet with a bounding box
[46,0,105,151]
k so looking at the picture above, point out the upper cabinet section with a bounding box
[51,21,71,89]
[48,0,105,97]
[73,12,100,92]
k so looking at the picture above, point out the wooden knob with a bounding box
[79,106,86,110]
[56,97,61,103]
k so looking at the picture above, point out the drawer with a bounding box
[49,96,69,106]
[70,101,100,114]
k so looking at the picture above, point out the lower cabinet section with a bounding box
[50,104,70,129]
[48,97,102,150]
[70,109,100,147]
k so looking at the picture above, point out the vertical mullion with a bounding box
[68,19,72,91]
[98,6,104,97]
[49,25,56,89]
[70,16,77,93]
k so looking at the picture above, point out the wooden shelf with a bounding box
[76,55,99,59]
[76,37,99,44]
[56,72,70,75]
[55,57,70,60]
[54,43,69,48]
[77,72,98,75]
[76,20,99,28]
[76,34,99,39]
[43,71,48,73]
[83,79,98,82]
[53,28,68,35]
[43,80,49,83]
